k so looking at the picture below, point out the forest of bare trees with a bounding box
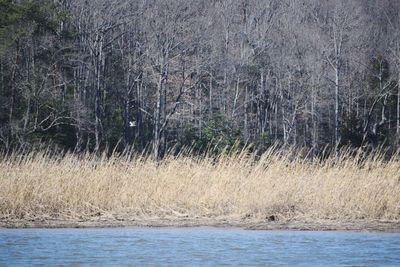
[1,0,400,158]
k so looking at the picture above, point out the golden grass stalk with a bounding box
[1,147,399,222]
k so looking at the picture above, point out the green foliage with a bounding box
[174,115,245,155]
[341,55,398,147]
[341,110,363,147]
[256,131,272,152]
[197,115,244,154]
[105,105,125,150]
[176,124,197,148]
[0,0,61,53]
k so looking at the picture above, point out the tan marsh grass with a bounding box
[1,148,399,222]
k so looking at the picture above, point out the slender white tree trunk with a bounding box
[334,66,340,148]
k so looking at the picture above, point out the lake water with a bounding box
[1,227,399,266]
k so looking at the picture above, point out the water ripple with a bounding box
[0,228,399,266]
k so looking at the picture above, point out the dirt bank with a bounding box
[1,214,399,232]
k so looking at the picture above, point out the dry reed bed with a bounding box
[1,149,400,222]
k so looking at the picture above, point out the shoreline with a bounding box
[2,151,399,233]
[1,215,400,232]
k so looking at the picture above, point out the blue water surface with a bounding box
[0,227,399,266]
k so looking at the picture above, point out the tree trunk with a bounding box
[244,85,249,140]
[334,66,341,148]
[94,39,103,152]
[154,72,163,160]
[154,53,168,160]
[232,77,240,118]
[136,76,144,150]
[311,82,317,156]
[259,68,268,145]
[123,58,132,146]
[397,73,400,141]
[209,73,213,115]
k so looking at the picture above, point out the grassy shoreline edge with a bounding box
[1,148,400,231]
[2,216,400,232]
